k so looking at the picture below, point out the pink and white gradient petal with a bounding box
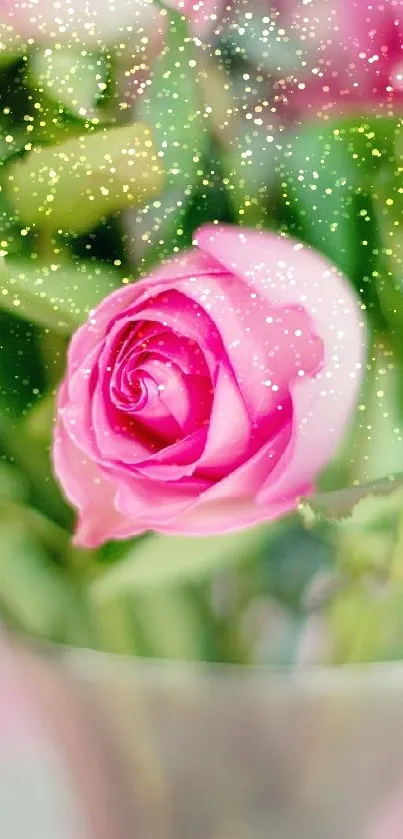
[195,224,366,503]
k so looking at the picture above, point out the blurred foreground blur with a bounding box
[0,634,133,839]
[4,633,403,838]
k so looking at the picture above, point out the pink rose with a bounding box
[273,0,403,119]
[348,0,403,100]
[53,224,365,548]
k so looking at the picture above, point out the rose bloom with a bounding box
[273,0,403,119]
[53,224,365,547]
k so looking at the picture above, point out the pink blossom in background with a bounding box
[274,0,403,119]
[164,0,222,38]
[349,0,403,101]
[53,225,365,547]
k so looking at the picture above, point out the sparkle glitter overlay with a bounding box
[0,0,402,673]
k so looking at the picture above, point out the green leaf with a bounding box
[329,581,403,664]
[91,527,270,659]
[94,585,205,659]
[6,123,165,234]
[131,587,205,660]
[0,463,28,503]
[0,126,27,163]
[0,410,73,529]
[222,13,301,75]
[354,346,403,483]
[222,122,276,226]
[0,520,75,640]
[0,257,125,333]
[91,526,269,600]
[282,116,398,280]
[131,13,207,267]
[264,521,334,614]
[91,594,137,655]
[23,391,55,442]
[28,48,112,120]
[0,310,45,417]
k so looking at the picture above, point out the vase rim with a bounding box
[49,642,403,696]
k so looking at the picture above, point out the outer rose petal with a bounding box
[129,425,309,535]
[54,387,135,547]
[113,469,209,527]
[195,224,366,503]
[147,496,299,535]
[67,248,224,373]
[175,272,323,422]
[56,411,211,546]
[276,0,403,116]
[112,421,294,535]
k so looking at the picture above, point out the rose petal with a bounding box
[53,403,135,548]
[195,363,252,480]
[138,356,211,433]
[148,424,304,535]
[174,272,323,428]
[92,377,167,463]
[67,248,225,372]
[116,422,296,534]
[90,295,214,465]
[148,495,298,535]
[196,224,366,502]
[114,469,208,527]
[132,428,207,480]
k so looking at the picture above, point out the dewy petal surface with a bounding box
[173,271,323,427]
[88,289,215,471]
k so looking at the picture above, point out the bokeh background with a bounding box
[1,0,403,666]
